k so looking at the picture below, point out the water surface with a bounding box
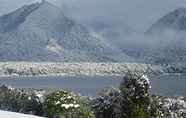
[0,75,186,96]
[0,76,122,96]
[150,75,186,97]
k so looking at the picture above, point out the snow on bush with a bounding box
[1,71,186,118]
[0,84,44,116]
[118,71,151,118]
[44,90,80,118]
[91,71,152,118]
[151,95,186,118]
[120,71,151,99]
[92,88,120,118]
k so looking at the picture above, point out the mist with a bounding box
[55,0,185,32]
[0,0,185,32]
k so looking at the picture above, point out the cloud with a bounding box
[57,0,184,32]
[0,0,185,32]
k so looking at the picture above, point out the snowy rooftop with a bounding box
[0,110,44,118]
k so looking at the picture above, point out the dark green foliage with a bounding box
[150,95,166,118]
[119,71,151,118]
[92,88,120,118]
[43,90,96,118]
[43,90,80,118]
[77,97,96,118]
[0,85,43,116]
[90,71,152,118]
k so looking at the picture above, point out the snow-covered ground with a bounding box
[0,110,44,118]
[0,62,184,77]
[0,62,163,77]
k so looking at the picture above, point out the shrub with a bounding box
[43,90,81,118]
[77,97,96,118]
[151,95,186,118]
[92,88,120,118]
[0,84,43,116]
[119,71,151,118]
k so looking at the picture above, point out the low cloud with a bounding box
[0,0,184,32]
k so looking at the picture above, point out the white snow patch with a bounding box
[27,0,43,5]
[141,75,150,85]
[0,110,44,118]
[46,39,64,54]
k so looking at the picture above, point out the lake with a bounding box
[0,76,122,96]
[0,75,185,96]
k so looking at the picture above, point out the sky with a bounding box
[0,0,185,32]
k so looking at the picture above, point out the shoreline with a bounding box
[0,62,162,77]
[0,73,185,78]
[0,62,184,78]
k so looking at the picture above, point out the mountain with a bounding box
[0,1,132,62]
[147,7,186,34]
[144,7,186,63]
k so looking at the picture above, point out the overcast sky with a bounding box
[0,0,185,32]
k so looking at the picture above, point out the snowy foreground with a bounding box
[0,62,163,77]
[0,110,44,118]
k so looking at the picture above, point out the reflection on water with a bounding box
[0,75,186,96]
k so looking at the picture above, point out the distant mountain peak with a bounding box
[147,7,186,34]
[0,1,67,33]
[0,2,42,33]
[172,7,186,17]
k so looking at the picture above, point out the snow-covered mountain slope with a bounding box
[135,8,186,63]
[0,1,132,62]
[147,7,186,34]
[0,110,43,118]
